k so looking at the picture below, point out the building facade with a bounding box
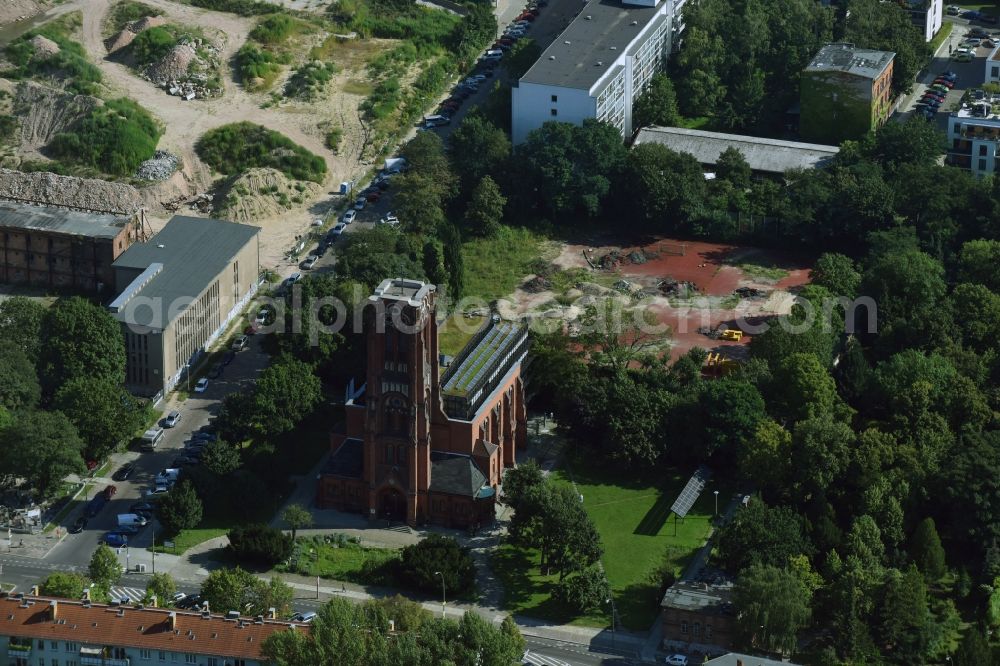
[905,0,943,42]
[800,43,895,144]
[511,0,673,145]
[0,202,141,291]
[316,279,529,529]
[0,593,307,666]
[661,580,737,654]
[109,216,260,398]
[946,106,1000,177]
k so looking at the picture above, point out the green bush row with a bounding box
[5,20,103,95]
[187,0,281,16]
[48,98,162,176]
[196,121,327,182]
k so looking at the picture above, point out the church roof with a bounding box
[321,438,364,478]
[429,452,490,497]
[474,440,498,458]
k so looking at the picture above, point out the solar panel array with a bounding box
[670,465,713,518]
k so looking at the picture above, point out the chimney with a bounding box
[168,612,177,631]
[49,600,58,620]
[267,607,277,619]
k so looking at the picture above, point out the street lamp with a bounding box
[713,490,719,517]
[434,571,446,620]
[605,597,616,650]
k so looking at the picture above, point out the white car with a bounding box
[378,214,400,227]
[194,378,209,393]
[664,655,688,666]
[144,486,169,497]
[331,223,347,236]
[302,255,319,270]
[342,209,357,224]
[164,411,181,428]
[286,272,302,285]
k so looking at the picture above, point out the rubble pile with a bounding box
[522,276,552,293]
[28,35,59,58]
[734,286,766,299]
[0,168,142,214]
[144,43,197,83]
[657,277,699,297]
[595,247,660,270]
[134,150,179,181]
[144,39,223,99]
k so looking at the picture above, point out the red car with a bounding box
[933,78,954,88]
[366,191,381,203]
[103,485,117,500]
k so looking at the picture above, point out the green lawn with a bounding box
[930,20,954,53]
[495,452,720,630]
[278,535,399,585]
[153,528,229,556]
[462,225,545,304]
[438,313,486,358]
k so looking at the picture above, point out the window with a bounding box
[51,660,58,666]
[980,145,988,156]
[550,94,558,102]
[140,649,151,659]
[38,642,45,651]
[705,624,713,639]
[550,109,557,116]
[979,158,988,170]
[680,621,688,634]
[171,653,178,662]
[50,643,58,650]
[693,622,701,637]
[993,66,999,78]
[184,655,197,664]
[208,660,219,666]
[63,644,76,652]
[159,652,167,661]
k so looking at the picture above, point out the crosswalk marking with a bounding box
[109,586,145,603]
[523,651,572,666]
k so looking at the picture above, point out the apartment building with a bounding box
[661,579,737,654]
[0,594,307,666]
[0,201,141,292]
[317,279,529,529]
[109,216,260,398]
[511,0,673,144]
[905,0,944,42]
[800,43,895,144]
[946,104,1000,177]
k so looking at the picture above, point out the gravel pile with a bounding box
[0,168,142,215]
[105,29,136,53]
[144,43,197,83]
[134,150,179,181]
[28,35,59,58]
[126,15,166,32]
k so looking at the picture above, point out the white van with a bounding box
[141,428,164,452]
[423,114,450,128]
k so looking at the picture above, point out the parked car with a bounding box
[338,210,355,225]
[933,78,954,88]
[285,273,302,287]
[131,501,156,513]
[378,213,400,227]
[291,612,317,623]
[104,532,128,547]
[116,524,140,536]
[164,411,181,428]
[366,191,381,203]
[172,456,198,466]
[177,595,203,610]
[144,486,169,497]
[302,255,319,270]
[664,656,689,666]
[354,197,366,210]
[194,378,209,393]
[208,363,223,379]
[947,4,960,14]
[103,485,117,500]
[69,516,87,534]
[982,14,999,25]
[331,222,347,236]
[112,463,135,482]
[939,71,958,80]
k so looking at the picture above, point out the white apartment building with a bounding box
[946,105,1000,177]
[985,44,1000,83]
[905,0,943,43]
[511,0,674,145]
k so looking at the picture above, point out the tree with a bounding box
[282,503,312,541]
[790,415,854,498]
[39,296,125,395]
[228,524,294,566]
[694,378,766,459]
[737,419,792,498]
[502,37,542,80]
[0,296,45,362]
[768,352,838,423]
[811,252,861,298]
[399,130,456,201]
[553,564,611,612]
[457,611,526,666]
[910,517,946,581]
[958,239,1000,292]
[53,377,146,461]
[632,72,679,129]
[617,142,707,231]
[843,0,929,95]
[0,410,84,497]
[158,480,203,536]
[393,172,447,235]
[216,391,261,444]
[951,282,1000,352]
[953,626,994,666]
[396,534,476,597]
[734,564,812,656]
[0,340,40,410]
[716,499,811,573]
[463,176,505,237]
[878,565,933,662]
[144,573,177,606]
[500,460,544,511]
[253,357,322,436]
[200,439,242,476]
[89,544,122,591]
[860,117,944,170]
[40,571,87,599]
[715,147,752,190]
[201,568,294,617]
[939,431,1000,562]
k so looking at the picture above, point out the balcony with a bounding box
[7,641,32,658]
[80,647,130,666]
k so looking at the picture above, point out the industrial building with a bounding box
[511,0,674,144]
[317,279,529,529]
[800,43,895,144]
[109,216,260,398]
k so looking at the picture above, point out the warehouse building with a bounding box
[109,216,260,398]
[511,0,674,145]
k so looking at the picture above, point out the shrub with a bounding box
[394,534,475,597]
[5,17,103,94]
[108,1,164,33]
[284,61,336,100]
[324,127,342,153]
[48,98,162,176]
[188,0,281,16]
[130,26,176,65]
[249,14,307,43]
[0,115,17,142]
[237,43,290,90]
[228,523,294,566]
[196,121,327,182]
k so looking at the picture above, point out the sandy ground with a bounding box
[0,0,46,27]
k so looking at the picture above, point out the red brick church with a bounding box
[316,278,529,528]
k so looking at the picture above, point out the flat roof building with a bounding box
[110,215,260,398]
[904,0,944,42]
[661,578,736,654]
[511,0,673,144]
[946,97,1000,177]
[0,593,307,666]
[633,126,840,176]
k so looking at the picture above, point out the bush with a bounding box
[108,1,164,33]
[249,14,308,43]
[196,121,327,182]
[228,523,294,566]
[284,61,336,100]
[188,0,281,16]
[130,26,176,65]
[48,98,162,176]
[324,127,342,153]
[0,115,17,142]
[5,17,103,95]
[395,534,475,597]
[237,44,291,90]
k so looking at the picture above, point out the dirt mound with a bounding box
[28,35,59,58]
[126,15,167,32]
[144,43,197,83]
[522,276,552,293]
[104,29,137,54]
[0,168,142,214]
[215,167,321,222]
[14,81,101,153]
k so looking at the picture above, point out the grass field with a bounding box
[279,535,399,585]
[495,451,719,630]
[153,528,228,555]
[462,225,546,304]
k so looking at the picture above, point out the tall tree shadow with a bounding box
[633,492,671,536]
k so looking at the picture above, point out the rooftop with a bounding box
[660,579,734,616]
[634,126,840,174]
[804,43,894,79]
[0,595,308,661]
[705,654,802,666]
[520,0,668,91]
[442,320,523,397]
[0,201,132,240]
[110,216,259,329]
[370,278,435,307]
[429,451,492,498]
